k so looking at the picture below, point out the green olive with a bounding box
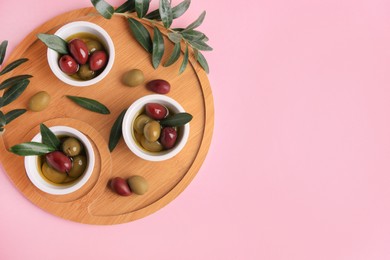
[68,155,87,178]
[140,136,163,152]
[86,40,104,53]
[62,137,82,157]
[122,69,145,87]
[41,162,67,184]
[127,175,148,195]
[28,91,51,112]
[78,64,95,80]
[143,120,161,142]
[133,114,151,134]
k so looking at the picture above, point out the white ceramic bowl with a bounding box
[47,21,115,87]
[24,126,95,195]
[122,95,190,161]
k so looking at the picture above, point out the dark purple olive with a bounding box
[68,39,89,65]
[145,103,168,120]
[89,50,108,71]
[45,151,72,173]
[146,79,171,94]
[160,127,178,149]
[110,177,132,196]
[59,55,79,74]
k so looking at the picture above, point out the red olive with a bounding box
[89,50,108,71]
[160,127,178,149]
[146,79,171,94]
[45,151,72,173]
[145,103,169,120]
[68,39,89,65]
[59,55,79,74]
[110,177,132,196]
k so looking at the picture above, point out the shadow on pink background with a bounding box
[1,0,390,259]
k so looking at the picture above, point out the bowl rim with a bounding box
[24,125,95,195]
[122,94,190,161]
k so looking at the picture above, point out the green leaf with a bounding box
[9,142,56,156]
[189,39,213,51]
[152,26,165,69]
[0,40,8,66]
[115,0,135,13]
[128,18,152,53]
[0,111,5,128]
[135,0,150,18]
[164,42,181,67]
[144,9,161,20]
[0,58,28,76]
[185,11,206,31]
[66,95,110,114]
[168,32,183,43]
[179,44,189,74]
[1,79,29,108]
[181,30,204,42]
[159,0,173,28]
[196,51,209,74]
[160,112,193,127]
[172,0,191,19]
[91,0,114,19]
[0,74,32,90]
[37,34,68,54]
[40,123,61,150]
[108,109,127,152]
[4,109,26,124]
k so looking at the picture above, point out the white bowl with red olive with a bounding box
[122,95,192,162]
[46,21,115,87]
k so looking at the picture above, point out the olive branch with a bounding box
[91,0,211,74]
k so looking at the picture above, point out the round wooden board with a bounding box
[0,8,214,225]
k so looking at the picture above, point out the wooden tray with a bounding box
[0,8,214,225]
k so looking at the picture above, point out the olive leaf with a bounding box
[189,39,212,51]
[145,0,191,20]
[135,0,150,18]
[164,42,181,67]
[179,44,189,74]
[66,95,110,114]
[37,34,68,54]
[115,0,135,13]
[184,11,206,31]
[9,142,56,156]
[159,0,173,28]
[0,40,8,66]
[1,79,29,108]
[160,112,193,127]
[0,58,28,76]
[181,30,205,42]
[196,51,209,74]
[0,74,32,91]
[0,111,5,128]
[40,123,61,150]
[91,0,114,19]
[128,18,152,53]
[167,32,183,43]
[152,26,164,69]
[4,109,26,124]
[108,109,127,152]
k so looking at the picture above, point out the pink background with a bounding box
[1,0,390,259]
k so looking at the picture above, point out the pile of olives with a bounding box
[110,175,148,196]
[58,34,108,80]
[40,136,87,185]
[133,103,178,152]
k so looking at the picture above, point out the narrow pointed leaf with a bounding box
[135,0,150,18]
[40,123,61,150]
[9,142,56,156]
[145,9,161,20]
[0,41,8,66]
[179,44,189,74]
[91,0,114,19]
[181,30,205,42]
[66,95,110,114]
[115,0,135,13]
[168,32,183,43]
[152,27,165,69]
[0,111,5,127]
[185,11,206,31]
[128,18,152,53]
[196,51,209,74]
[164,42,181,67]
[190,39,213,51]
[0,58,28,76]
[109,109,127,152]
[1,79,29,107]
[37,34,68,54]
[0,74,32,90]
[160,112,193,127]
[159,0,173,28]
[172,0,191,19]
[4,109,26,124]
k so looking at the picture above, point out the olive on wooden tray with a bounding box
[127,175,148,195]
[110,177,132,196]
[28,91,50,112]
[122,69,145,87]
[146,79,171,94]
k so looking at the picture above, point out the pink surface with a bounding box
[1,0,390,259]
